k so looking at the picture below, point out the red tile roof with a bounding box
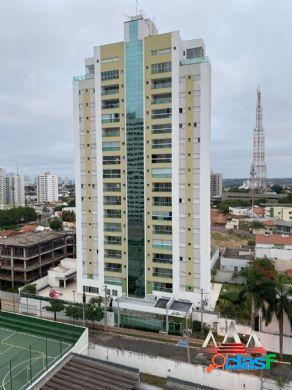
[263,220,276,227]
[256,234,292,245]
[21,224,38,233]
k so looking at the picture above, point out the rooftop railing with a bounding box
[180,56,210,66]
[73,73,94,81]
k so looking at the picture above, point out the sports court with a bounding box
[0,312,85,390]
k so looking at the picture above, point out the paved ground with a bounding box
[89,330,206,364]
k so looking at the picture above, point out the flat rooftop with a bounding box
[0,230,74,247]
[222,247,254,260]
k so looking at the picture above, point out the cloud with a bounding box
[0,0,291,178]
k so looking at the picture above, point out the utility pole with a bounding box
[104,285,108,332]
[200,288,204,333]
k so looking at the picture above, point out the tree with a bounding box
[65,304,83,322]
[262,273,292,359]
[68,199,75,207]
[62,210,76,222]
[49,217,63,231]
[235,260,276,329]
[86,303,104,328]
[271,185,283,194]
[0,207,37,228]
[45,299,65,321]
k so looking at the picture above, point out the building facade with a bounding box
[210,173,222,199]
[0,168,6,209]
[0,231,76,288]
[6,175,25,207]
[74,16,211,306]
[37,172,59,204]
[265,206,292,222]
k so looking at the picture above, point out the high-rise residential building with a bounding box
[210,173,222,199]
[37,172,59,204]
[0,168,7,209]
[74,15,211,306]
[6,175,25,206]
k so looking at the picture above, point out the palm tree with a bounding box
[262,273,292,359]
[235,259,276,330]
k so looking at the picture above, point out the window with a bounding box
[153,282,172,292]
[103,169,120,178]
[152,108,172,119]
[151,48,171,56]
[105,263,122,272]
[83,286,99,294]
[101,70,119,81]
[104,236,122,245]
[152,124,171,134]
[102,127,120,137]
[102,141,120,151]
[152,78,172,89]
[152,93,172,104]
[153,196,172,206]
[104,209,121,219]
[152,210,172,221]
[152,138,172,149]
[152,182,171,192]
[103,183,121,192]
[104,249,121,259]
[151,62,171,74]
[152,239,172,250]
[102,99,119,109]
[152,154,171,163]
[103,196,121,205]
[153,267,172,278]
[153,253,172,264]
[152,168,171,178]
[104,222,121,232]
[186,47,204,59]
[101,84,119,95]
[103,156,120,165]
[101,113,119,123]
[153,225,172,235]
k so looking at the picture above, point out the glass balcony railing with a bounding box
[73,73,94,81]
[180,56,210,66]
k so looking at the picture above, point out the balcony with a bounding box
[180,56,210,66]
[73,73,94,82]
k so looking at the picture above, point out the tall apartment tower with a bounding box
[250,87,267,192]
[6,175,25,206]
[0,168,7,209]
[37,172,59,204]
[74,15,211,305]
[210,173,222,199]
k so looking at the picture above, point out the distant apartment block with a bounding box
[265,205,292,222]
[37,172,59,204]
[6,175,25,206]
[210,173,222,199]
[0,169,25,208]
[0,168,6,209]
[74,15,211,306]
[0,231,76,288]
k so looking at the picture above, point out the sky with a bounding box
[0,0,291,179]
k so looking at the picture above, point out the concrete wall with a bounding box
[87,344,291,390]
[213,270,244,284]
[220,257,249,272]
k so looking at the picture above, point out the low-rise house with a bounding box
[255,234,292,271]
[225,218,239,230]
[229,206,265,218]
[220,247,254,273]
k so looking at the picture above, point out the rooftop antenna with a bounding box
[136,0,139,15]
